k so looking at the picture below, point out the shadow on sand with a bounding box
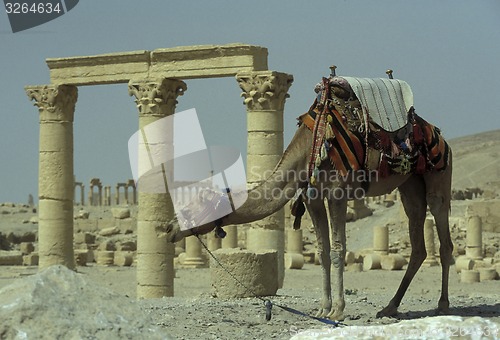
[396,303,500,320]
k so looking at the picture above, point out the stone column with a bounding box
[129,78,186,298]
[183,236,206,268]
[104,186,111,206]
[236,71,293,288]
[423,217,438,266]
[221,225,238,249]
[207,232,222,251]
[373,225,389,255]
[286,228,304,269]
[466,215,483,260]
[26,84,78,269]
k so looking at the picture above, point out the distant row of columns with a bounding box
[26,70,293,299]
[74,178,137,206]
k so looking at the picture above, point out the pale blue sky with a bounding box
[1,0,499,203]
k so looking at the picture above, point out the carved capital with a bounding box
[25,85,78,122]
[128,78,187,116]
[236,71,293,111]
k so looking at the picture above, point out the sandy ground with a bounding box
[1,262,499,339]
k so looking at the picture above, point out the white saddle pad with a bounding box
[341,77,414,132]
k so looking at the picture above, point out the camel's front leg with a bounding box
[305,197,332,318]
[327,194,347,321]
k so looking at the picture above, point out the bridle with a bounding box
[180,188,230,238]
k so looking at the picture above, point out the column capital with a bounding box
[25,84,78,122]
[236,71,293,111]
[128,78,187,116]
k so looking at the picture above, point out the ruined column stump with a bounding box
[363,253,382,271]
[461,269,480,283]
[183,236,206,268]
[423,218,439,267]
[285,228,304,269]
[210,249,278,298]
[221,225,238,249]
[373,225,389,255]
[478,268,497,281]
[381,254,406,270]
[207,232,222,252]
[466,216,483,260]
[455,256,475,273]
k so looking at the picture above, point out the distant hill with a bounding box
[448,129,500,191]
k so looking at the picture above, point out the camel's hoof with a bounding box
[315,308,330,318]
[376,306,398,318]
[327,310,345,321]
[437,300,450,315]
[436,305,450,316]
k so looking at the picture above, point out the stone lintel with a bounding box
[46,44,268,86]
[47,50,150,86]
[150,44,268,79]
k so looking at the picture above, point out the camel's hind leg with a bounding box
[304,196,332,318]
[425,152,453,314]
[377,175,427,318]
[326,193,348,321]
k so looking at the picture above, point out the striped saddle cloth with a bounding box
[299,76,450,183]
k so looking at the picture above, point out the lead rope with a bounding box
[196,235,344,327]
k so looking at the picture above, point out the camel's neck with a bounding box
[223,124,311,225]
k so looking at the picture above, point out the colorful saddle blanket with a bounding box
[299,76,450,184]
[340,77,413,132]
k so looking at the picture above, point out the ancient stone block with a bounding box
[23,253,39,266]
[74,232,95,244]
[381,254,406,270]
[74,249,88,266]
[461,269,480,283]
[285,253,304,269]
[20,242,34,255]
[210,249,278,298]
[116,241,136,251]
[114,251,134,267]
[99,227,120,237]
[0,251,23,265]
[455,256,474,273]
[112,208,130,219]
[363,253,382,271]
[95,251,114,266]
[479,268,497,281]
[19,232,36,243]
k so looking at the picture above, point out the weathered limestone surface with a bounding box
[423,217,438,266]
[25,84,77,270]
[466,216,483,260]
[237,71,293,288]
[210,249,278,298]
[130,78,186,298]
[373,225,389,255]
[47,44,268,85]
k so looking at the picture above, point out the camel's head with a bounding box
[165,188,232,243]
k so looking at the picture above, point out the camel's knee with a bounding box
[330,241,345,269]
[427,194,446,216]
[439,243,454,263]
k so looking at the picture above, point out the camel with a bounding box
[166,75,453,321]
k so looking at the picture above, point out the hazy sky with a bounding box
[1,0,499,203]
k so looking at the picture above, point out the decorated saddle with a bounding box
[298,74,450,185]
